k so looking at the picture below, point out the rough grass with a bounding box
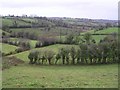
[2,64,118,88]
[0,43,19,54]
[2,57,24,70]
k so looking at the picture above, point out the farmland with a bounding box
[2,64,118,88]
[0,43,19,54]
[81,27,118,35]
[1,16,118,88]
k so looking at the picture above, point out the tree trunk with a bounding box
[102,57,107,64]
[48,59,51,65]
[72,58,75,64]
[98,58,101,64]
[29,59,33,64]
[77,58,80,64]
[81,58,84,64]
[62,58,65,64]
[85,58,88,64]
[55,59,58,64]
[89,58,92,64]
[66,58,69,65]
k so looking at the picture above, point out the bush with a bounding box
[39,37,57,47]
[15,47,24,53]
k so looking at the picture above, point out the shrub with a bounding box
[44,50,55,65]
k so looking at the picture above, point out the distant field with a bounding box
[10,27,79,37]
[10,38,37,48]
[0,29,10,35]
[0,43,19,54]
[79,35,106,43]
[22,18,37,23]
[94,28,118,34]
[2,18,13,26]
[9,44,78,62]
[2,64,118,88]
[80,27,118,43]
[10,28,42,35]
[2,18,31,27]
[10,28,58,37]
[81,27,118,35]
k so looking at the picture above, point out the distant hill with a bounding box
[2,16,118,31]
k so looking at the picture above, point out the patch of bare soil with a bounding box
[2,56,24,70]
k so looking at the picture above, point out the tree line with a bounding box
[28,33,119,65]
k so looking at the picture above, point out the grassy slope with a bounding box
[79,35,106,43]
[22,18,37,23]
[94,28,118,34]
[81,27,118,35]
[2,18,13,26]
[10,38,37,48]
[0,29,10,35]
[0,43,19,54]
[80,27,118,43]
[9,44,78,62]
[10,27,76,38]
[2,64,118,88]
[30,40,38,48]
[2,18,31,26]
[10,28,44,36]
[2,20,118,88]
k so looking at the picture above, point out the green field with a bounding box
[0,29,10,35]
[80,27,118,43]
[22,18,37,23]
[79,35,106,43]
[0,43,19,54]
[10,27,78,37]
[2,17,118,88]
[81,28,118,35]
[10,38,37,48]
[2,64,118,88]
[2,18,31,27]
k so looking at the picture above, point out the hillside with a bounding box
[2,16,118,31]
[81,27,118,35]
[2,16,118,88]
[0,43,19,54]
[79,27,118,43]
[9,44,78,62]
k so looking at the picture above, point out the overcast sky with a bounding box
[0,0,119,20]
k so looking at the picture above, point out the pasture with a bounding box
[2,16,118,88]
[80,27,118,43]
[2,64,118,88]
[9,38,37,48]
[2,18,31,27]
[81,28,118,35]
[0,43,19,54]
